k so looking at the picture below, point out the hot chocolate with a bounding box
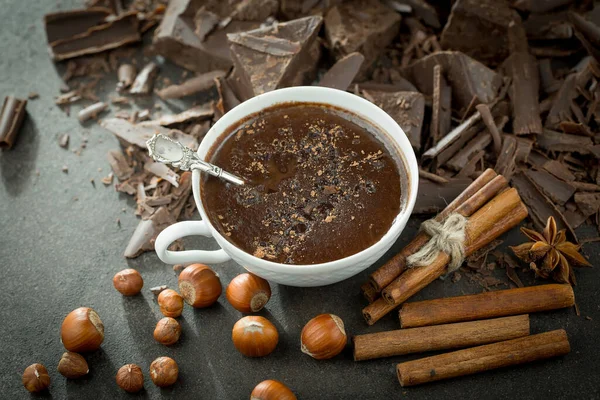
[202,102,406,265]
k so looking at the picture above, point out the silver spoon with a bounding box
[146,134,245,186]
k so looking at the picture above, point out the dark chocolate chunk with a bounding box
[356,80,418,93]
[569,11,600,64]
[402,51,503,112]
[362,90,424,150]
[45,10,140,61]
[317,52,365,91]
[524,12,573,40]
[324,0,401,79]
[228,16,323,101]
[389,0,440,28]
[414,178,473,214]
[153,0,258,73]
[0,96,27,150]
[574,192,600,218]
[440,0,520,64]
[130,62,158,95]
[511,171,577,243]
[506,21,543,135]
[215,76,240,115]
[446,132,491,172]
[156,70,226,100]
[524,169,576,206]
[124,206,176,258]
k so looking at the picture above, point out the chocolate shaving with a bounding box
[155,70,226,99]
[117,64,136,92]
[227,32,302,56]
[571,181,600,192]
[318,52,365,91]
[494,136,517,179]
[418,169,449,184]
[194,9,220,42]
[214,76,241,114]
[513,0,573,13]
[130,62,158,95]
[511,171,577,243]
[101,118,199,150]
[0,96,27,150]
[446,132,491,171]
[431,64,452,145]
[124,206,177,258]
[506,20,543,135]
[574,192,600,218]
[537,129,594,154]
[542,160,576,182]
[140,104,213,127]
[77,101,108,122]
[107,149,133,181]
[45,10,140,61]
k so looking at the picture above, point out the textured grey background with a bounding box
[0,1,599,399]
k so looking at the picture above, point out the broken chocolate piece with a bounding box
[117,64,136,92]
[318,52,365,91]
[362,90,424,150]
[475,104,502,156]
[431,64,452,145]
[228,16,323,101]
[414,178,472,214]
[574,192,600,217]
[537,129,594,154]
[214,76,240,114]
[124,206,176,258]
[155,70,226,99]
[389,0,440,28]
[144,161,180,187]
[130,62,158,95]
[0,96,27,150]
[571,181,600,192]
[45,9,140,61]
[402,51,503,112]
[506,20,543,135]
[107,149,133,181]
[78,101,108,122]
[511,171,577,242]
[152,0,258,73]
[324,0,401,79]
[543,160,576,182]
[357,80,418,93]
[525,12,573,41]
[194,9,220,41]
[514,137,533,163]
[419,169,449,184]
[101,118,199,150]
[440,0,520,64]
[525,169,576,205]
[569,11,600,64]
[140,104,213,128]
[446,132,491,171]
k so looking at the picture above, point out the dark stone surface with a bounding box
[0,1,599,399]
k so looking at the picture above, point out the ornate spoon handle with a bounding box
[146,134,245,186]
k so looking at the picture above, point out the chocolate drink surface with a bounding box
[202,103,405,265]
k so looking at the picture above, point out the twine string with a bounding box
[406,213,467,274]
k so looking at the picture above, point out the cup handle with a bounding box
[154,220,232,265]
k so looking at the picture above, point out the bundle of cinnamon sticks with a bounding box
[362,169,529,325]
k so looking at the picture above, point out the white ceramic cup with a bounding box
[154,86,419,287]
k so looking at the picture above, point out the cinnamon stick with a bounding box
[368,169,498,292]
[0,96,27,149]
[397,329,570,386]
[361,282,379,303]
[382,188,524,306]
[399,284,574,328]
[354,315,530,361]
[362,202,527,325]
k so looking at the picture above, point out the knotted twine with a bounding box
[406,213,468,274]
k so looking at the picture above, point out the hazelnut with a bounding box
[157,289,184,318]
[153,317,181,345]
[226,273,271,313]
[150,356,179,387]
[61,307,104,352]
[57,351,89,379]
[300,314,346,360]
[178,264,222,308]
[232,316,278,357]
[116,363,144,393]
[112,268,143,296]
[22,363,50,393]
[251,379,297,400]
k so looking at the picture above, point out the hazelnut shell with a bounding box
[153,317,181,345]
[22,363,50,393]
[178,264,222,308]
[61,307,104,352]
[300,314,347,360]
[251,379,297,400]
[112,268,143,296]
[226,273,271,313]
[157,289,184,318]
[116,363,144,393]
[57,351,89,379]
[232,316,278,357]
[150,356,179,387]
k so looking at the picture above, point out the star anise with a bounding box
[510,216,592,285]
